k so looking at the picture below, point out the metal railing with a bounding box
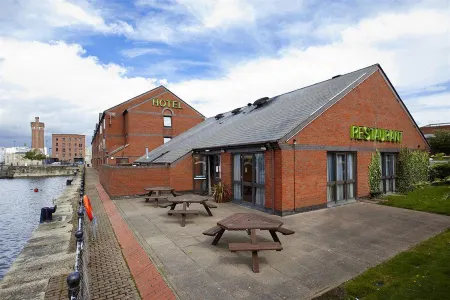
[67,167,90,300]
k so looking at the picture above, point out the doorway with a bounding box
[193,154,221,195]
[233,153,265,208]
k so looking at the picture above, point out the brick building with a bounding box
[52,134,86,163]
[31,117,45,151]
[420,123,450,138]
[99,64,429,216]
[91,86,204,168]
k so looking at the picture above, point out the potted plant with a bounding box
[212,182,231,203]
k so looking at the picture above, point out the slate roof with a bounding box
[136,64,380,164]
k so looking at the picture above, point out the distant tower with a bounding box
[31,117,45,150]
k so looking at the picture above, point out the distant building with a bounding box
[420,123,450,138]
[2,147,40,166]
[0,147,5,164]
[84,146,92,166]
[31,117,45,151]
[52,134,86,163]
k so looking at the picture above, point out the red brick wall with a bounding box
[99,165,170,197]
[420,125,450,135]
[92,86,204,169]
[170,154,194,192]
[276,70,428,211]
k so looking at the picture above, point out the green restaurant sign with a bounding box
[152,98,182,109]
[350,125,403,143]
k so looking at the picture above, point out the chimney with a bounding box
[146,147,149,159]
[99,113,102,121]
[35,117,39,123]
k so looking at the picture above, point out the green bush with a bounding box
[397,148,429,193]
[429,162,450,181]
[368,150,382,197]
[432,153,446,160]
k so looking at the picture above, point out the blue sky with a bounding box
[0,0,449,147]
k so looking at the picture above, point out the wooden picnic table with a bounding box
[143,186,177,206]
[163,196,217,227]
[203,213,295,273]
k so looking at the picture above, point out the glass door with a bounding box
[327,152,356,203]
[242,154,253,203]
[382,153,396,193]
[233,153,266,207]
[193,154,207,194]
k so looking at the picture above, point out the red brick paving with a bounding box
[95,182,177,300]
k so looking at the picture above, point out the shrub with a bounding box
[212,182,231,203]
[429,162,450,181]
[368,150,382,197]
[432,153,446,160]
[397,148,429,193]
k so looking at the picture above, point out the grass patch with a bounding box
[344,229,450,300]
[381,184,450,216]
[316,229,450,300]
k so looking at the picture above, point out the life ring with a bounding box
[83,195,94,221]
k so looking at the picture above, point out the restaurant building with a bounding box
[91,86,205,168]
[99,64,429,215]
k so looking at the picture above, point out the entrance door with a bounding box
[381,153,396,193]
[327,152,356,203]
[208,155,221,194]
[193,154,207,194]
[242,154,253,203]
[233,153,266,207]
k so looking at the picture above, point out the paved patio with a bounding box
[114,197,450,300]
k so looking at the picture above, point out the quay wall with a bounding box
[0,173,81,299]
[0,165,79,178]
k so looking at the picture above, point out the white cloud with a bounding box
[170,7,450,119]
[0,0,132,40]
[121,47,166,58]
[0,38,162,138]
[405,92,450,126]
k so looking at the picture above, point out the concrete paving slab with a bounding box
[114,198,450,299]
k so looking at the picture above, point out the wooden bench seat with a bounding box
[203,225,222,236]
[229,242,282,252]
[277,227,295,235]
[170,210,199,215]
[205,202,218,208]
[145,196,169,201]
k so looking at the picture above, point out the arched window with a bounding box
[162,108,173,127]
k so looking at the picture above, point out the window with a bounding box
[164,137,172,143]
[56,138,58,141]
[79,144,82,147]
[163,116,172,127]
[56,143,58,146]
[56,148,58,151]
[62,138,65,141]
[381,153,396,193]
[62,148,66,153]
[327,152,356,203]
[116,157,129,164]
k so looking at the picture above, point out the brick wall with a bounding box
[170,154,194,192]
[276,70,428,211]
[92,86,204,168]
[99,165,170,197]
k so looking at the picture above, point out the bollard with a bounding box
[39,206,57,223]
[67,271,81,299]
[66,179,73,185]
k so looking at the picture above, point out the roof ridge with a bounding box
[273,64,379,100]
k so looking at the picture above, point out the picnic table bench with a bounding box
[203,213,295,273]
[143,186,177,206]
[164,196,217,226]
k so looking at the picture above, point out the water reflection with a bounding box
[0,176,71,279]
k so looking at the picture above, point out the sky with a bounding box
[0,0,449,148]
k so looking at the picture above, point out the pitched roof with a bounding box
[136,64,380,164]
